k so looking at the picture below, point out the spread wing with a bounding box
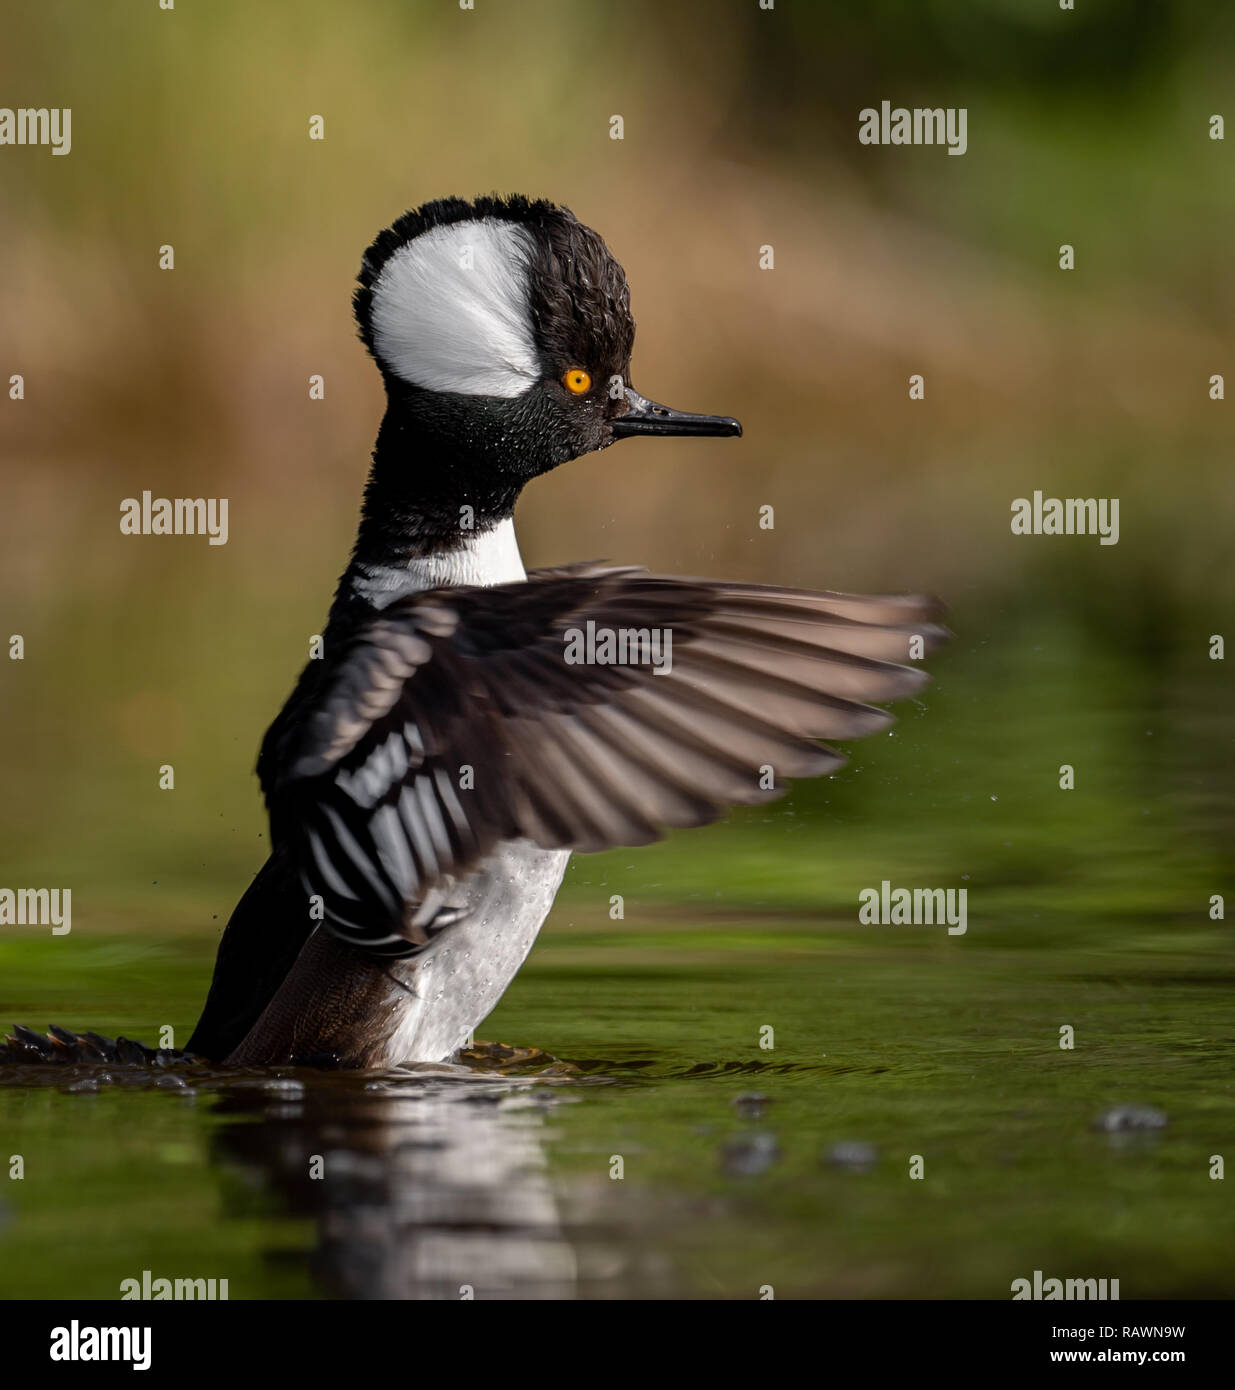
[266,563,947,956]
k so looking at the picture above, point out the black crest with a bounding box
[353,194,637,386]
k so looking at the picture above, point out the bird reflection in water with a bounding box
[210,1047,596,1300]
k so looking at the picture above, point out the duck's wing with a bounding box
[266,563,947,957]
[0,1024,197,1067]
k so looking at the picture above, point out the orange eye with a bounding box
[563,368,592,395]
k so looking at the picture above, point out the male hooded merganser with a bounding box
[9,195,946,1071]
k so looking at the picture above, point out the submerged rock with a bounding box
[721,1130,780,1177]
[731,1092,771,1120]
[1092,1104,1168,1133]
[823,1141,879,1173]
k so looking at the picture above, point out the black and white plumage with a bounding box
[271,565,943,959]
[176,194,948,1069]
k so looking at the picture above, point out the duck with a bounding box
[5,195,946,1071]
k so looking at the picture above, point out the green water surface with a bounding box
[1,627,1231,1300]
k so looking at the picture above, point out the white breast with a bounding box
[384,842,572,1064]
[355,516,527,609]
[350,515,570,1065]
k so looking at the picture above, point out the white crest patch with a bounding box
[369,218,541,397]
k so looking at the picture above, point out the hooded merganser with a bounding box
[9,195,946,1071]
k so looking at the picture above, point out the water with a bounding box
[2,909,1233,1300]
[1,621,1232,1298]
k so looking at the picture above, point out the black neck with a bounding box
[332,385,527,616]
[359,392,523,553]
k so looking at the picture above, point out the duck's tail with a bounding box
[0,1024,198,1067]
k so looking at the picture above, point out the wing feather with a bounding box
[269,566,946,955]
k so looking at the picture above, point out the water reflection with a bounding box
[212,1065,586,1300]
[0,1048,688,1298]
[0,1047,807,1300]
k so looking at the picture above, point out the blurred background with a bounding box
[1,0,1233,1300]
